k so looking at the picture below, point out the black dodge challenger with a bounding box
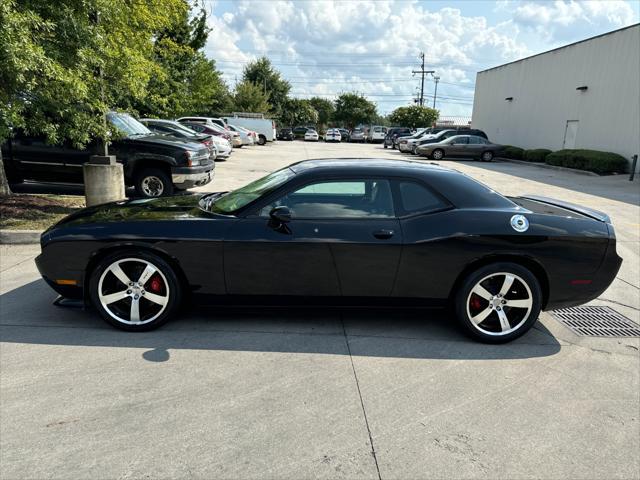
[36,159,621,343]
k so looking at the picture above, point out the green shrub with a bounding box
[523,149,552,162]
[501,145,524,160]
[546,149,629,175]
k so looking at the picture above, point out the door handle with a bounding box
[373,229,394,240]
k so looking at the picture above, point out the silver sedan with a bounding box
[416,135,503,162]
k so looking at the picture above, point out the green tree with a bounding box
[307,97,335,127]
[388,105,439,128]
[241,57,290,115]
[0,0,185,194]
[279,99,318,127]
[233,81,271,114]
[134,3,230,118]
[333,93,377,129]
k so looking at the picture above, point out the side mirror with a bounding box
[269,206,291,223]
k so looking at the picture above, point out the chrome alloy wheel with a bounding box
[466,272,533,336]
[98,258,169,325]
[432,149,444,160]
[141,175,164,197]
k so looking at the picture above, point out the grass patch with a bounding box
[0,194,85,230]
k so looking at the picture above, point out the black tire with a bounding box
[481,151,494,162]
[258,135,267,145]
[431,149,444,160]
[383,144,388,149]
[454,262,542,344]
[135,167,173,198]
[89,251,182,332]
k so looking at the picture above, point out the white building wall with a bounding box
[472,25,640,169]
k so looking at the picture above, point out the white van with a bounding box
[222,113,276,145]
[369,125,387,143]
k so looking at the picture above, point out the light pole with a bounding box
[432,75,440,109]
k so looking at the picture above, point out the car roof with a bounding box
[286,158,515,210]
[289,158,451,175]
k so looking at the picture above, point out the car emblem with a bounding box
[510,214,529,232]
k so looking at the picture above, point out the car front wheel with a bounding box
[89,251,182,331]
[454,262,542,343]
[135,168,173,198]
[431,149,444,160]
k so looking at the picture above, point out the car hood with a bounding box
[122,134,203,151]
[49,194,215,230]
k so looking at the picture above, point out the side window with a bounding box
[261,179,394,219]
[467,136,480,144]
[398,181,449,215]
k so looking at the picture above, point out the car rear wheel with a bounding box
[431,149,444,160]
[481,151,494,162]
[412,145,418,155]
[454,263,541,343]
[135,168,173,198]
[258,135,267,145]
[89,252,182,331]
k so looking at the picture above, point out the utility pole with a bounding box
[412,52,434,107]
[433,76,440,109]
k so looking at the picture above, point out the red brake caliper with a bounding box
[149,275,163,293]
[470,296,482,311]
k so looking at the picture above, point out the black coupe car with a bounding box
[36,159,621,343]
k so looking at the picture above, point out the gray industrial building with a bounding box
[472,24,639,170]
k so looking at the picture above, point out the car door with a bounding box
[466,136,485,158]
[448,136,469,157]
[10,134,86,183]
[224,178,403,297]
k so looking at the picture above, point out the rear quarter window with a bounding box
[397,181,449,215]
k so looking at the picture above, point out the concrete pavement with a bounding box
[1,141,638,479]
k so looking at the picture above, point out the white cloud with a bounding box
[203,0,637,116]
[511,0,636,41]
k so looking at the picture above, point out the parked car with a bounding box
[368,126,387,143]
[383,127,412,148]
[292,126,309,139]
[416,135,503,161]
[227,124,254,146]
[176,116,227,129]
[139,119,217,160]
[398,129,432,153]
[277,128,294,141]
[409,129,488,154]
[304,129,319,142]
[179,122,233,160]
[222,114,276,145]
[350,128,367,143]
[37,159,621,344]
[1,112,214,197]
[324,128,342,142]
[338,129,351,142]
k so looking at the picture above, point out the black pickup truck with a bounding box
[1,112,215,197]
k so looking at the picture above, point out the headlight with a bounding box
[184,150,201,166]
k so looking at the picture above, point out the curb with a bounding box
[496,158,599,176]
[0,230,42,245]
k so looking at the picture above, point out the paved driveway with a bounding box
[1,141,638,479]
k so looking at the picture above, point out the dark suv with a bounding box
[277,128,294,141]
[1,112,215,197]
[383,127,412,149]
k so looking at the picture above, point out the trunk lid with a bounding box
[512,195,611,222]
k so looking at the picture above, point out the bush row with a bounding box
[499,146,628,174]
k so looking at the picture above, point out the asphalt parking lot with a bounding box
[1,141,639,479]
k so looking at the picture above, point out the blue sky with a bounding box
[202,0,639,117]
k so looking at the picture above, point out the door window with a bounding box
[398,181,449,215]
[261,179,394,218]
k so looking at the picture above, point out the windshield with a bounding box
[165,121,198,135]
[108,112,151,137]
[205,167,296,214]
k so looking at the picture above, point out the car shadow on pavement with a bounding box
[1,280,562,362]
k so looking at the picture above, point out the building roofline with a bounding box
[478,23,639,74]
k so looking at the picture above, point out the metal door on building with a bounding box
[563,120,579,149]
